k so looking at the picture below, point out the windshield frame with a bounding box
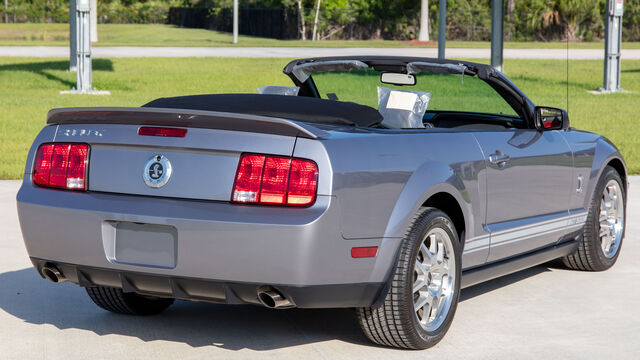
[283,56,536,128]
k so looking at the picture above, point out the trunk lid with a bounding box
[48,108,323,201]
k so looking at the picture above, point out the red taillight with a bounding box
[138,126,187,137]
[287,159,319,206]
[351,247,379,258]
[33,143,89,191]
[67,144,89,189]
[49,144,71,188]
[260,156,291,204]
[33,144,54,186]
[232,154,265,203]
[231,153,318,207]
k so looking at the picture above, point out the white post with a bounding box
[418,0,430,41]
[603,0,624,92]
[76,0,91,92]
[61,0,109,95]
[233,0,238,44]
[90,0,98,42]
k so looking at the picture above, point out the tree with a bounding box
[418,0,429,41]
[296,0,306,40]
[555,0,603,41]
[312,0,321,40]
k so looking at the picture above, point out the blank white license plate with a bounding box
[114,222,177,269]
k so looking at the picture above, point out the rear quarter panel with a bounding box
[303,129,488,270]
[22,125,58,176]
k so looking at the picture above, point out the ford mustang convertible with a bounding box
[17,56,627,349]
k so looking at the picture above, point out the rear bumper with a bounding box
[17,181,398,307]
[30,258,383,308]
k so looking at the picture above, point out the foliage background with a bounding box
[0,0,639,41]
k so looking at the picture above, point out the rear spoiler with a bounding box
[46,107,329,139]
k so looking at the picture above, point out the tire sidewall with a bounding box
[406,210,462,345]
[588,167,626,268]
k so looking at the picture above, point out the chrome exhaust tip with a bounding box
[257,287,293,309]
[41,265,66,283]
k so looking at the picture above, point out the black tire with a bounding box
[563,166,626,271]
[85,286,174,315]
[357,207,461,349]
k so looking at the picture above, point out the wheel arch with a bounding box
[373,161,477,308]
[606,157,627,193]
[583,138,628,209]
[374,184,469,308]
[382,160,474,244]
[422,192,466,242]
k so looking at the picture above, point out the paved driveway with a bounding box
[0,178,638,359]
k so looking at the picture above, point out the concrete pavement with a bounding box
[0,178,638,359]
[2,46,640,59]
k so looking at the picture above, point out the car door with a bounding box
[473,128,574,262]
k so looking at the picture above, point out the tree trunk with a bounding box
[507,0,515,20]
[312,0,321,41]
[418,0,429,41]
[4,0,8,24]
[297,0,306,40]
[506,0,515,39]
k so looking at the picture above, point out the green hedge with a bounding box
[99,0,184,24]
[1,0,639,41]
[0,0,183,24]
[195,0,640,42]
[292,0,639,42]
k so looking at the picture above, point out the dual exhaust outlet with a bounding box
[41,265,293,309]
[41,265,67,283]
[256,286,293,309]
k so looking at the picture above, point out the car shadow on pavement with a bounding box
[460,265,552,302]
[0,267,371,350]
[0,265,555,350]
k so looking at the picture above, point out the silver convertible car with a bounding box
[17,56,627,349]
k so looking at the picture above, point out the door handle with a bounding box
[488,151,510,168]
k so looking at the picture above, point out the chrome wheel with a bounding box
[599,179,624,258]
[413,227,456,332]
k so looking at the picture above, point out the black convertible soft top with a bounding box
[143,94,383,127]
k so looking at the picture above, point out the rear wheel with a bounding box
[563,166,626,271]
[85,286,174,315]
[357,208,461,349]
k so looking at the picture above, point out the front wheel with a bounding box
[357,208,461,349]
[563,166,626,271]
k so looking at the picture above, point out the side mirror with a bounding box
[534,106,569,131]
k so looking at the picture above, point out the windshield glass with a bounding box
[310,68,519,118]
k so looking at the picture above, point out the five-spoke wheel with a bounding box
[357,208,461,350]
[564,166,626,271]
[413,228,456,332]
[599,179,625,258]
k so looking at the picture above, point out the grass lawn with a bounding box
[0,57,638,179]
[1,23,640,49]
